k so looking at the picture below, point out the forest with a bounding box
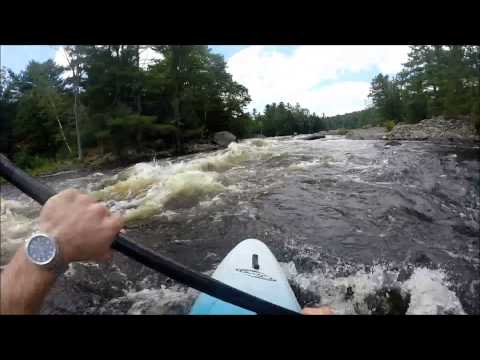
[324,45,480,131]
[0,45,478,172]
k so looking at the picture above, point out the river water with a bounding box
[1,136,479,314]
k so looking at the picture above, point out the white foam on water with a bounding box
[103,286,199,315]
[0,198,40,265]
[402,267,465,315]
[288,159,320,171]
[92,140,277,223]
[280,261,466,315]
[199,194,224,208]
[280,261,298,279]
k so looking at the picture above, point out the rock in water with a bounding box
[299,134,326,140]
[385,140,402,146]
[213,131,237,147]
[412,252,433,267]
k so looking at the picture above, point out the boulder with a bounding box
[213,131,237,147]
[299,134,326,140]
[385,140,402,146]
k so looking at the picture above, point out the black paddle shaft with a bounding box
[0,154,300,315]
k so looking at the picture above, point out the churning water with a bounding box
[1,136,479,314]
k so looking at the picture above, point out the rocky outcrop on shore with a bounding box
[386,117,479,143]
[345,117,479,143]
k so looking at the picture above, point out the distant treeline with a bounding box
[241,45,480,136]
[1,45,478,170]
[323,45,480,130]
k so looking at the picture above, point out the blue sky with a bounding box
[0,45,244,73]
[1,45,410,116]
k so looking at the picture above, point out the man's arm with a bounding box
[1,246,57,314]
[0,189,123,314]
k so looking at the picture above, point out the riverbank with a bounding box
[345,117,480,144]
[0,142,224,183]
[387,117,480,143]
[3,117,478,182]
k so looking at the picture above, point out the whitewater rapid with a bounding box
[1,136,478,314]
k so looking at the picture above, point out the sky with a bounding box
[0,45,410,116]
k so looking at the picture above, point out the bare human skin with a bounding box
[0,189,333,315]
[0,189,123,314]
[303,306,335,315]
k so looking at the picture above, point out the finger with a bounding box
[90,203,109,218]
[60,188,80,201]
[303,307,335,315]
[106,214,124,232]
[303,308,317,315]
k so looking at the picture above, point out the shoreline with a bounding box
[2,125,479,181]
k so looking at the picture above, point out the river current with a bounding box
[1,136,478,314]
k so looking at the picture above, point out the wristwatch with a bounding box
[24,233,69,276]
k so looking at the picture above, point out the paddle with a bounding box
[0,154,300,315]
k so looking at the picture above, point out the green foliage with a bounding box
[6,60,73,157]
[384,120,396,132]
[3,45,478,169]
[150,124,179,137]
[256,102,326,137]
[184,127,205,141]
[29,159,66,177]
[12,152,75,176]
[369,74,404,122]
[3,45,253,164]
[323,108,380,130]
[107,113,156,155]
[362,45,480,129]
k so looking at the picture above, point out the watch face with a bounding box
[26,235,57,265]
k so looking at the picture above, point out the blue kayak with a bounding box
[190,238,301,315]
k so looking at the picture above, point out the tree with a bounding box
[80,45,142,112]
[8,60,73,158]
[61,46,88,160]
[256,102,327,136]
[150,45,204,153]
[368,73,403,123]
[149,46,251,144]
[0,67,16,156]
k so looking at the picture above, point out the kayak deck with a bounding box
[190,238,301,315]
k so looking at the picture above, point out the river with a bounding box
[1,136,479,314]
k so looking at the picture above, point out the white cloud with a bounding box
[53,46,72,79]
[227,45,410,116]
[53,46,69,67]
[53,45,163,72]
[139,46,163,68]
[298,81,372,116]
